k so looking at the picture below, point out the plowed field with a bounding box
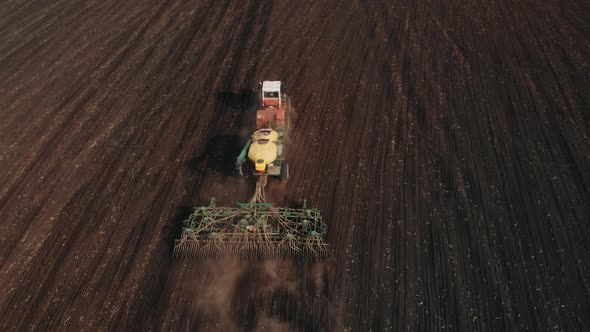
[1,0,589,330]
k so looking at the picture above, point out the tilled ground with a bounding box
[1,0,589,330]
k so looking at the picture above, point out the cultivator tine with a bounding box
[174,239,328,260]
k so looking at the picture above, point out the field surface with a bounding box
[1,0,589,330]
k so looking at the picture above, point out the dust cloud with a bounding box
[186,258,334,330]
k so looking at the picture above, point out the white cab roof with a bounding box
[262,81,281,91]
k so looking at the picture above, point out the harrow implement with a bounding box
[173,197,328,259]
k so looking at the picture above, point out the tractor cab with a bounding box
[261,81,282,108]
[256,81,286,130]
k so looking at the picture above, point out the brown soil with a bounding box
[1,0,589,331]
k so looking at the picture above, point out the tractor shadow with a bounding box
[187,89,258,177]
[216,89,258,130]
[188,134,244,177]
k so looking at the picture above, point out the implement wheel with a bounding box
[280,163,289,180]
[239,161,253,177]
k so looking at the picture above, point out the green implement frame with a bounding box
[235,139,252,176]
[173,198,328,259]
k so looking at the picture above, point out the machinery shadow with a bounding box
[163,205,193,257]
[216,89,256,110]
[187,89,258,177]
[216,88,258,131]
[169,89,257,255]
[187,134,244,177]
